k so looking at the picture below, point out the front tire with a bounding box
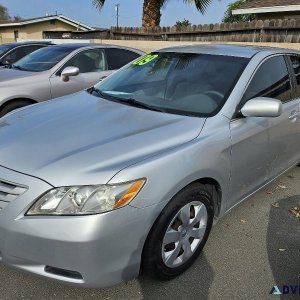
[142,183,214,280]
[0,100,32,117]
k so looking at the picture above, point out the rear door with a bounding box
[50,48,109,98]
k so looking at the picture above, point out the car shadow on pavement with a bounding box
[267,194,300,299]
[137,252,214,300]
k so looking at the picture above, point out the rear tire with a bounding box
[0,100,33,117]
[142,182,214,280]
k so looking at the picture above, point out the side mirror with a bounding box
[241,97,282,118]
[61,66,79,82]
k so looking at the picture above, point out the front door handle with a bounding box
[289,111,299,120]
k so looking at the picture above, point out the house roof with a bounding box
[233,0,300,15]
[0,14,94,31]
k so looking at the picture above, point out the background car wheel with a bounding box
[142,182,214,280]
[0,100,33,117]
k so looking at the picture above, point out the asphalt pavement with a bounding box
[0,167,299,300]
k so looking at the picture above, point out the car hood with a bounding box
[0,92,206,186]
[0,68,38,82]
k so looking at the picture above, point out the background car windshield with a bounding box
[0,45,13,56]
[13,46,74,72]
[96,52,249,117]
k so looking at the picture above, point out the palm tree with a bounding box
[92,0,212,28]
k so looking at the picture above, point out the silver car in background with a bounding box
[0,45,299,288]
[0,43,144,116]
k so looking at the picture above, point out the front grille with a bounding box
[0,179,28,210]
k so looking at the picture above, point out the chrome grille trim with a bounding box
[0,179,28,210]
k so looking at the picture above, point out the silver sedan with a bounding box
[0,43,144,116]
[0,45,299,288]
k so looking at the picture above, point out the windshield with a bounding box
[0,45,13,56]
[13,46,74,72]
[94,52,249,117]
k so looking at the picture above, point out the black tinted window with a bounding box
[290,55,300,98]
[243,56,291,103]
[4,47,26,63]
[106,48,140,70]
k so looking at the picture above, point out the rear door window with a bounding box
[106,48,140,70]
[289,55,300,98]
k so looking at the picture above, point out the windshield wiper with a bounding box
[122,98,165,113]
[87,86,106,97]
[88,87,165,113]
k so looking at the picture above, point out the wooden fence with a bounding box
[110,19,300,43]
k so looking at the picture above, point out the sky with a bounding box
[1,0,232,28]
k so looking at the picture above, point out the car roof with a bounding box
[2,41,52,47]
[156,44,300,58]
[51,43,145,54]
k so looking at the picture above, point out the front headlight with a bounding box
[27,179,146,216]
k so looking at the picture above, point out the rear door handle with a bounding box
[289,111,299,120]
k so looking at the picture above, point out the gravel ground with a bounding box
[0,167,299,300]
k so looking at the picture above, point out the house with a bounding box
[0,14,95,44]
[232,0,300,20]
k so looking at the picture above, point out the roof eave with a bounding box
[233,4,300,15]
[0,15,94,31]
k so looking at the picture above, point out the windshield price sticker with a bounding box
[133,54,158,66]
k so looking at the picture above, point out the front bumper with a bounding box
[0,166,164,288]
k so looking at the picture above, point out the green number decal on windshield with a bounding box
[133,54,158,66]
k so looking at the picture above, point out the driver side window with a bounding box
[242,56,292,104]
[63,49,107,73]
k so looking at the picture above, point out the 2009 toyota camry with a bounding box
[0,45,299,288]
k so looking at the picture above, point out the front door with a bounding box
[228,55,297,208]
[50,48,111,99]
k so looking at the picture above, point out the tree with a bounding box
[222,0,256,23]
[175,19,192,31]
[0,4,10,20]
[92,0,212,28]
[13,16,23,22]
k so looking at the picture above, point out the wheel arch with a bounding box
[1,97,37,110]
[0,98,37,116]
[194,177,222,217]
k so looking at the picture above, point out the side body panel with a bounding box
[228,117,270,208]
[109,115,232,217]
[49,71,112,99]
